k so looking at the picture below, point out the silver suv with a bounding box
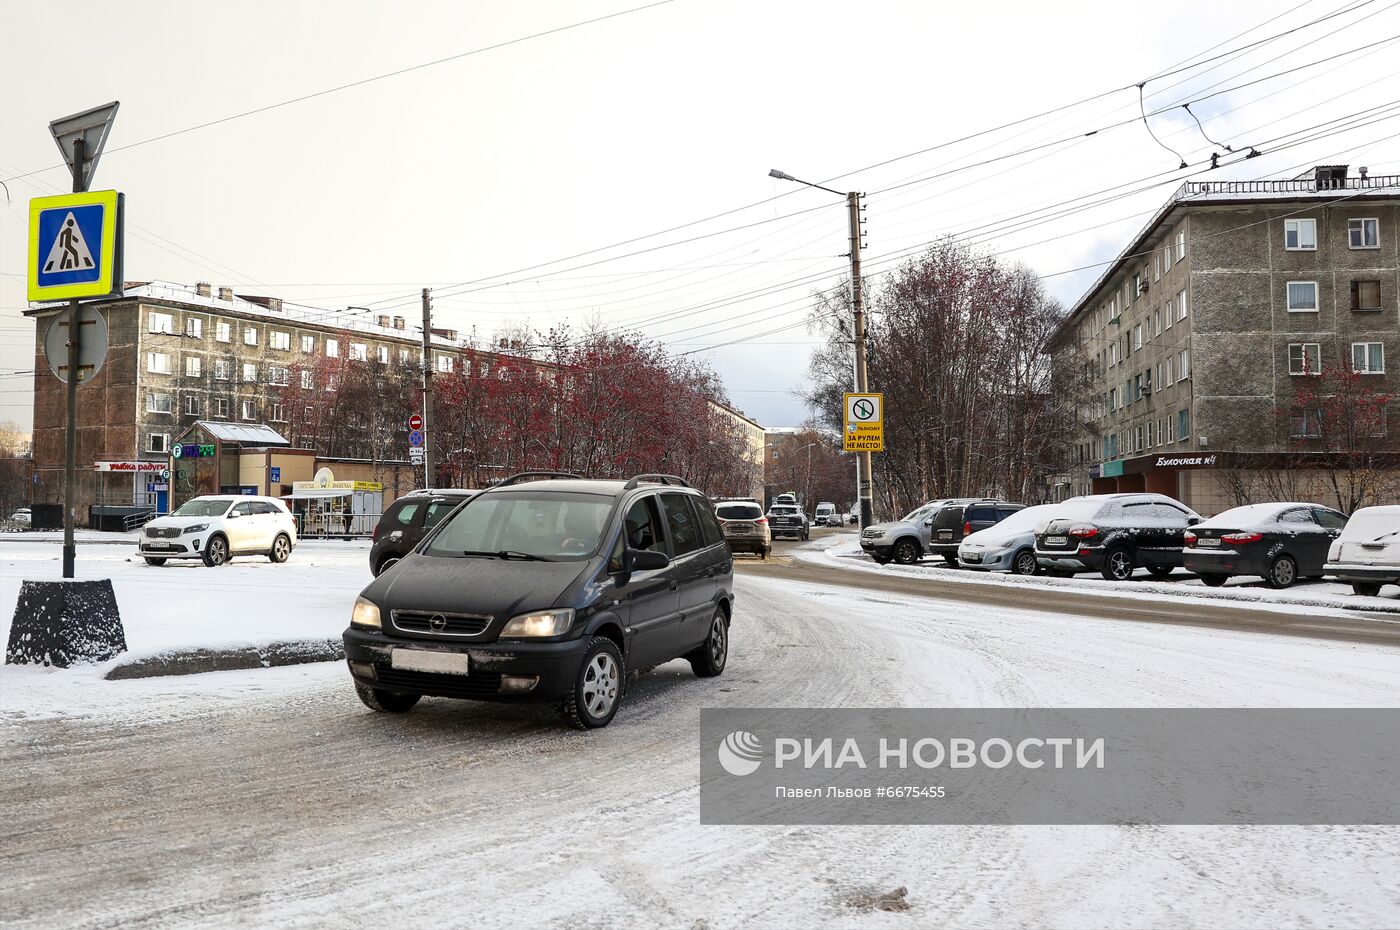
[859,499,963,565]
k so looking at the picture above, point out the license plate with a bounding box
[963,553,982,563]
[937,530,953,539]
[391,648,469,676]
[1046,536,1067,546]
[729,530,753,536]
[1197,537,1221,548]
[148,542,172,549]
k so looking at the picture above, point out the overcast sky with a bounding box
[3,0,1398,432]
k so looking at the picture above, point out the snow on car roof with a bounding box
[1197,503,1317,527]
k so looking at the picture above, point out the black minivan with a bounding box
[344,472,735,729]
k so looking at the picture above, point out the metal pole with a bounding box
[61,137,87,579]
[848,191,874,528]
[420,287,434,488]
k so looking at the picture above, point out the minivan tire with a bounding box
[689,607,729,678]
[144,557,167,566]
[375,556,401,577]
[892,538,920,565]
[354,682,421,714]
[268,533,292,564]
[202,535,229,567]
[1101,546,1135,581]
[560,636,625,730]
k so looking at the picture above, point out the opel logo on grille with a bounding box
[428,614,448,632]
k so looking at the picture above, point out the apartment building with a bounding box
[1050,165,1399,514]
[24,281,481,521]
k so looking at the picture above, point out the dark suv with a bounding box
[928,499,1025,565]
[344,472,735,729]
[369,489,476,576]
[1034,492,1202,581]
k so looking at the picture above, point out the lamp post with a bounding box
[768,169,874,528]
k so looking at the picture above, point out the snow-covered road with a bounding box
[3,569,1398,928]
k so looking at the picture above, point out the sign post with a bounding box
[34,103,122,579]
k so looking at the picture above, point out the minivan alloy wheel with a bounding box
[690,607,729,677]
[582,652,620,718]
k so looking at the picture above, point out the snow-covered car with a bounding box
[9,508,31,526]
[1325,504,1400,597]
[858,498,961,565]
[1035,493,1201,581]
[1183,502,1348,589]
[958,503,1070,575]
[138,495,298,567]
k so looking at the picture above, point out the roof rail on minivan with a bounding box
[623,473,692,490]
[496,471,583,487]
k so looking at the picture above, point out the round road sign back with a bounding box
[43,305,110,384]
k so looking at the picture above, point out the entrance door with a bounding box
[156,490,168,514]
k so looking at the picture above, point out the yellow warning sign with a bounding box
[843,392,884,452]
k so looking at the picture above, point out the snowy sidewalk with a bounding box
[807,536,1400,616]
[1,534,370,688]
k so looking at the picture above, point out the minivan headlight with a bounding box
[183,523,209,534]
[350,596,382,630]
[501,608,575,638]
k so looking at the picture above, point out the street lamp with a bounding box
[768,168,874,528]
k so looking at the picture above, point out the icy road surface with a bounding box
[4,564,1400,929]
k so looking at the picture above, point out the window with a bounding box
[1289,343,1321,376]
[1352,342,1385,374]
[1166,414,1176,443]
[1135,425,1144,451]
[1177,408,1190,442]
[1153,310,1162,337]
[216,322,231,343]
[1176,288,1188,321]
[437,355,453,373]
[1144,366,1153,395]
[301,370,314,389]
[215,359,230,381]
[270,403,287,422]
[325,339,339,358]
[1133,373,1143,402]
[422,500,460,530]
[1178,349,1190,381]
[216,398,229,418]
[268,366,289,385]
[1286,281,1317,312]
[146,393,173,414]
[350,343,367,361]
[1167,355,1175,384]
[1107,387,1116,412]
[241,399,256,420]
[399,348,411,365]
[184,394,199,416]
[1351,280,1382,312]
[242,362,258,383]
[1133,273,1143,297]
[661,493,700,557]
[1284,218,1316,250]
[147,352,172,374]
[1155,362,1163,390]
[1175,230,1185,260]
[1153,253,1161,281]
[1278,508,1315,526]
[377,345,390,364]
[271,331,291,351]
[186,317,202,338]
[1290,407,1322,438]
[148,311,174,334]
[301,334,315,353]
[1132,323,1143,352]
[326,375,338,392]
[185,355,202,378]
[1348,218,1379,249]
[1147,420,1156,447]
[609,496,664,572]
[1164,297,1173,329]
[1163,243,1173,273]
[147,433,169,453]
[243,327,258,346]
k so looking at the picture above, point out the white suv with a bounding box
[139,495,298,567]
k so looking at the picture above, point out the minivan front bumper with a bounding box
[343,627,590,702]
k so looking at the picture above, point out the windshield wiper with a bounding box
[461,549,502,559]
[498,550,553,562]
[1370,531,1399,542]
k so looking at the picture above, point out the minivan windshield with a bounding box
[425,491,613,561]
[171,498,233,518]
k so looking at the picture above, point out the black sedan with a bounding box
[1183,502,1348,588]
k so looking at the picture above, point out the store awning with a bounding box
[289,487,352,499]
[195,421,290,446]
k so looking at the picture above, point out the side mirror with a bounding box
[629,548,670,571]
[1187,516,1202,526]
[228,510,242,519]
[923,518,933,527]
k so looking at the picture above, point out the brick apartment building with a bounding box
[1050,166,1399,514]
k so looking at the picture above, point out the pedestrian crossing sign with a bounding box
[28,190,123,301]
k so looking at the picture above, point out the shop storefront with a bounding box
[290,467,384,536]
[168,421,290,511]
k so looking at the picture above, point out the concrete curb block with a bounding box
[104,638,344,680]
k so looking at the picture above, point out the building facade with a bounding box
[1050,166,1399,515]
[25,281,484,522]
[708,401,765,501]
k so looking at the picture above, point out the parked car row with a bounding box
[862,492,1399,595]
